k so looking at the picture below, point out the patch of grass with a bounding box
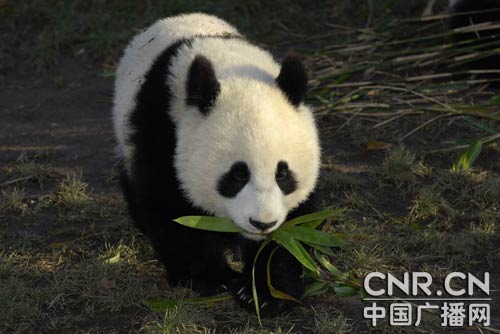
[310,305,352,334]
[475,172,500,202]
[381,147,418,184]
[409,185,453,224]
[0,187,31,216]
[4,160,55,187]
[415,170,500,231]
[54,172,94,221]
[0,234,168,333]
[142,303,215,334]
[57,173,90,207]
[0,258,46,333]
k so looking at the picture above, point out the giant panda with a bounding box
[112,13,321,316]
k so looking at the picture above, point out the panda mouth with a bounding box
[246,231,267,236]
[241,230,269,240]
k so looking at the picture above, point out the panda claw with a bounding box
[237,287,245,295]
[260,301,269,309]
[247,298,253,304]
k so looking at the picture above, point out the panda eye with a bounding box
[233,170,248,181]
[231,163,249,182]
[276,162,289,181]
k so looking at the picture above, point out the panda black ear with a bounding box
[276,53,307,107]
[186,55,221,115]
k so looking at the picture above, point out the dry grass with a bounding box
[0,187,31,216]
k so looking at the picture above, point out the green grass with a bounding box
[1,0,355,71]
[3,160,55,187]
[55,173,91,210]
[381,147,419,184]
[0,187,31,216]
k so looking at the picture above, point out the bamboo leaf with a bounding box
[266,247,302,303]
[464,117,499,135]
[252,239,271,325]
[305,243,335,256]
[280,226,345,247]
[271,230,319,274]
[303,281,330,298]
[313,249,347,278]
[333,285,359,297]
[173,216,242,233]
[283,209,343,227]
[487,95,500,105]
[300,219,324,229]
[452,139,483,171]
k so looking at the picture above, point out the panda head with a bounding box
[175,53,320,240]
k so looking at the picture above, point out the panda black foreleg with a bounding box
[232,239,304,317]
[153,225,240,296]
[139,210,240,295]
[121,185,239,296]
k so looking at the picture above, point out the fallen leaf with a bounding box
[49,242,67,249]
[97,276,116,295]
[105,252,121,264]
[367,141,392,150]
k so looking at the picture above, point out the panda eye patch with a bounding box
[276,161,297,195]
[276,163,288,180]
[217,161,250,198]
[232,163,250,181]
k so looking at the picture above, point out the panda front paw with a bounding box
[231,280,296,317]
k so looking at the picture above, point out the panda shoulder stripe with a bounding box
[125,38,190,176]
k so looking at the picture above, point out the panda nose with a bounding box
[249,218,277,231]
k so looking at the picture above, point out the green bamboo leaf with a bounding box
[252,239,271,325]
[313,249,348,279]
[333,285,359,297]
[271,230,319,274]
[452,139,483,171]
[300,219,324,229]
[266,247,302,303]
[303,281,330,298]
[487,95,500,105]
[173,216,242,232]
[283,209,343,227]
[280,226,345,247]
[360,288,369,300]
[306,244,335,256]
[144,295,231,312]
[463,117,498,135]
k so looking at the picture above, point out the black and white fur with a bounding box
[112,13,321,316]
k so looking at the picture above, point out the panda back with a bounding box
[112,14,240,166]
